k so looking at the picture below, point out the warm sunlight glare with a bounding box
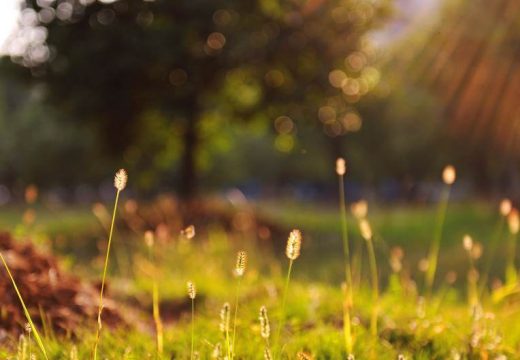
[0,0,20,53]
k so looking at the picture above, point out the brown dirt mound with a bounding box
[0,232,122,337]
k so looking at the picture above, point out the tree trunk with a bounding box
[179,116,198,200]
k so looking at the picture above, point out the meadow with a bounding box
[1,165,519,360]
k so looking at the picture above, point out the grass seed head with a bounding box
[297,352,313,360]
[508,209,519,234]
[259,305,270,339]
[181,225,196,239]
[70,345,78,360]
[390,247,404,273]
[235,250,247,276]
[211,343,221,359]
[359,219,372,240]
[187,281,196,299]
[144,230,154,248]
[442,165,456,185]
[463,234,473,252]
[445,270,457,285]
[114,169,128,191]
[351,200,368,220]
[471,242,483,260]
[219,302,230,333]
[500,199,512,217]
[286,229,302,260]
[336,157,346,176]
[264,348,272,360]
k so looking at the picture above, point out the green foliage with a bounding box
[2,0,391,193]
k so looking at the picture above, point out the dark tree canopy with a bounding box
[5,0,391,196]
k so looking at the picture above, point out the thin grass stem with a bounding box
[338,170,354,355]
[478,217,504,297]
[274,259,293,359]
[93,188,121,360]
[191,297,195,360]
[365,236,379,338]
[147,236,164,358]
[425,185,451,298]
[231,277,242,359]
[506,232,518,285]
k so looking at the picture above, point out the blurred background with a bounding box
[0,0,518,205]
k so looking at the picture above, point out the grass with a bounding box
[2,220,520,358]
[2,185,520,358]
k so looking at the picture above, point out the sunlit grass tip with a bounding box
[336,157,346,175]
[259,305,271,340]
[114,168,128,191]
[508,208,519,234]
[187,281,196,299]
[220,302,231,333]
[286,229,302,260]
[144,230,154,248]
[181,225,196,239]
[235,250,247,276]
[351,200,368,220]
[500,198,512,217]
[297,351,313,360]
[442,165,456,185]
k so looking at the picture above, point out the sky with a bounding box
[0,0,439,54]
[0,0,20,53]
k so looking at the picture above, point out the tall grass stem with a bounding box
[275,259,293,359]
[338,168,354,355]
[93,186,122,360]
[425,186,451,298]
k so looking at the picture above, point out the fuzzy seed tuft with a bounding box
[336,157,346,176]
[187,281,196,299]
[463,234,473,252]
[442,165,456,185]
[219,302,230,333]
[508,209,520,235]
[144,230,154,248]
[235,251,247,276]
[259,306,270,339]
[114,169,128,191]
[181,225,196,239]
[500,199,512,217]
[286,229,302,260]
[359,219,372,241]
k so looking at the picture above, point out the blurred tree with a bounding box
[0,78,100,189]
[3,0,391,197]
